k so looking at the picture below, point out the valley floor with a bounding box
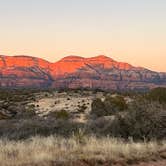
[0,89,166,165]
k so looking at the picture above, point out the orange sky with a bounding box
[0,0,166,72]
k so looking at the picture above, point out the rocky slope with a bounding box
[0,55,165,90]
[0,55,52,87]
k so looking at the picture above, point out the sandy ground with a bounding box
[31,91,102,122]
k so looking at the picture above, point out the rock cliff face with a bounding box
[0,55,165,90]
[0,55,52,88]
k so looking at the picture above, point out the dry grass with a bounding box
[0,135,166,166]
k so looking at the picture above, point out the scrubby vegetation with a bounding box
[0,88,165,141]
[49,109,70,120]
[91,95,128,117]
[89,89,166,140]
[91,98,106,117]
[91,99,166,140]
[90,92,166,140]
[147,87,166,104]
[0,119,84,140]
[0,88,166,165]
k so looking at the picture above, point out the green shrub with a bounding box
[91,96,127,117]
[124,100,165,140]
[100,99,166,140]
[104,95,127,114]
[91,98,106,117]
[89,97,166,140]
[147,87,166,104]
[52,110,69,120]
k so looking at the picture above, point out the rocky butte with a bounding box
[0,55,165,91]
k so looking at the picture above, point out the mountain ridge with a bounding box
[0,55,165,90]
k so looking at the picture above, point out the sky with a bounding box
[0,0,166,72]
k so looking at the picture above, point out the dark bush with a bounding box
[104,95,127,114]
[122,100,165,140]
[49,110,70,120]
[91,96,127,117]
[147,87,166,104]
[93,99,166,140]
[91,98,106,117]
